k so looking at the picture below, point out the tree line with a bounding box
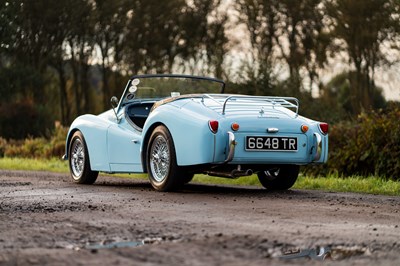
[0,0,399,139]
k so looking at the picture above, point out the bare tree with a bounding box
[327,0,400,113]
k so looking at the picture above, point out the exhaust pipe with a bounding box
[205,166,253,179]
[231,168,253,178]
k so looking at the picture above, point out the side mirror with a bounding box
[110,96,120,123]
[111,96,119,108]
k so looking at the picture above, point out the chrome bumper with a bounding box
[313,133,322,161]
[224,131,236,163]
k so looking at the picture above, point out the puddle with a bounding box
[86,241,143,250]
[0,181,32,187]
[330,245,371,260]
[280,246,331,261]
[85,237,164,250]
[279,245,371,261]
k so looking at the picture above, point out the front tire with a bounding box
[68,131,98,184]
[257,165,299,190]
[147,126,183,191]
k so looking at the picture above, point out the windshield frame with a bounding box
[117,74,225,112]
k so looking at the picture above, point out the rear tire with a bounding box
[257,165,299,190]
[182,174,194,184]
[147,125,183,191]
[68,131,98,184]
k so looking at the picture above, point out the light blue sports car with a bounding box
[63,74,328,191]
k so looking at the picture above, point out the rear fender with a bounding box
[142,105,216,167]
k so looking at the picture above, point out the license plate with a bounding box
[245,136,297,151]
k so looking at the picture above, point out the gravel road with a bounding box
[1,170,399,265]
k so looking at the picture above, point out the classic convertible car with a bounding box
[63,74,328,191]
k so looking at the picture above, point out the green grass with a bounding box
[192,174,400,196]
[0,157,69,172]
[294,174,400,196]
[192,174,261,186]
[0,157,399,196]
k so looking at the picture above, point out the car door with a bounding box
[107,113,143,173]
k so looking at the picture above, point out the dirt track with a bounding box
[1,170,399,265]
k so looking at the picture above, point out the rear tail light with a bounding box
[209,120,219,134]
[319,123,329,135]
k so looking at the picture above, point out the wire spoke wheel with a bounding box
[70,138,85,179]
[68,131,98,184]
[150,135,171,182]
[147,126,183,191]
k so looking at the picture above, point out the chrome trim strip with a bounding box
[267,128,279,133]
[212,134,216,162]
[313,133,322,161]
[224,131,236,163]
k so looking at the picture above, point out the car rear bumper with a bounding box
[217,131,328,165]
[224,131,236,163]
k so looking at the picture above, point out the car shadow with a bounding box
[182,183,311,197]
[94,175,310,197]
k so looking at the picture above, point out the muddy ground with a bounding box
[0,170,399,265]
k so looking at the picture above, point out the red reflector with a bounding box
[319,123,329,135]
[209,120,219,133]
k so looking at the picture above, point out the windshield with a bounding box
[120,75,225,106]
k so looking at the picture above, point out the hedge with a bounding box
[304,103,400,180]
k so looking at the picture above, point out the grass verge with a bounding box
[0,157,69,173]
[192,174,400,196]
[0,157,399,196]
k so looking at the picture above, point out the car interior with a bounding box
[125,102,156,129]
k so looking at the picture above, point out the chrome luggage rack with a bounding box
[202,94,299,117]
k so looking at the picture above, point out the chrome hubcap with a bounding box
[150,135,170,182]
[71,139,85,179]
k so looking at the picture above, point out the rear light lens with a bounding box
[209,120,219,133]
[319,123,329,135]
